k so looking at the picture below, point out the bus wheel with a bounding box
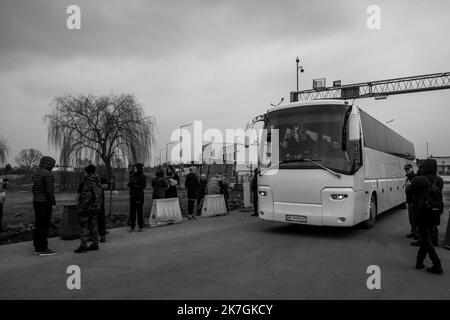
[363,195,377,229]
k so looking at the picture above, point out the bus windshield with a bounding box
[262,104,359,175]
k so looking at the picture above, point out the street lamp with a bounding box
[179,123,192,165]
[296,56,304,94]
[166,141,177,164]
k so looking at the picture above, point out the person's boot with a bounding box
[74,245,88,253]
[87,243,99,251]
[426,264,443,274]
[415,262,425,269]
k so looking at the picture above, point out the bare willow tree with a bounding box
[15,148,43,169]
[45,94,158,181]
[0,137,8,166]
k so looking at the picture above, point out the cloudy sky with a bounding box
[0,0,449,165]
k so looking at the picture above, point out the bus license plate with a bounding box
[286,214,307,223]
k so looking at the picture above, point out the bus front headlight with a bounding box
[331,194,348,200]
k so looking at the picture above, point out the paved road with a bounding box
[0,206,449,299]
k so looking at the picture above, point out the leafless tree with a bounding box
[45,94,157,181]
[0,137,8,166]
[15,148,43,169]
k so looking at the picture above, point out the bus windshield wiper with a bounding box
[300,158,342,179]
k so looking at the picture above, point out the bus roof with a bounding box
[267,99,348,113]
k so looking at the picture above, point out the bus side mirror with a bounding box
[348,114,361,141]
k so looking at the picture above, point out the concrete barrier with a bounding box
[149,198,182,226]
[201,194,227,217]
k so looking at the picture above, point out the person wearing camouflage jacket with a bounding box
[75,164,101,253]
[31,156,57,256]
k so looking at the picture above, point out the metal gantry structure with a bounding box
[290,72,450,102]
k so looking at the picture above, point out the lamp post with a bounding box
[179,123,192,165]
[166,141,177,164]
[295,56,304,102]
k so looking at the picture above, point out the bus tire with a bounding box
[363,195,377,229]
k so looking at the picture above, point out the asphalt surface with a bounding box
[0,205,449,299]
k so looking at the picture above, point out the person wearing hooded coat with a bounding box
[410,158,444,274]
[31,156,57,256]
[185,167,200,220]
[164,165,179,198]
[127,163,147,232]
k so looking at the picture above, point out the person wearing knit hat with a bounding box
[31,156,57,256]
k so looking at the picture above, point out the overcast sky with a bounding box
[1,0,449,165]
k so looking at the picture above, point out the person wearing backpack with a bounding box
[75,164,102,253]
[410,158,444,274]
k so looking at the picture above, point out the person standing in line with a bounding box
[152,167,168,200]
[128,163,147,232]
[75,164,102,253]
[185,166,200,220]
[251,168,259,216]
[197,173,208,215]
[404,164,418,239]
[31,156,57,256]
[165,165,179,199]
[410,158,444,274]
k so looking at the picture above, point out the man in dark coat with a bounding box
[127,163,147,232]
[164,165,179,198]
[404,163,418,239]
[152,167,168,200]
[31,156,57,256]
[185,167,200,220]
[410,158,444,274]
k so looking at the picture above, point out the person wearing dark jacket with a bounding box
[152,167,168,200]
[197,173,208,215]
[128,163,147,232]
[165,165,179,198]
[404,164,418,239]
[410,158,444,274]
[185,167,200,220]
[31,156,57,256]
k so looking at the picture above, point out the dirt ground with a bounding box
[0,189,244,245]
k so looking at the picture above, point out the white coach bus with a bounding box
[251,100,415,228]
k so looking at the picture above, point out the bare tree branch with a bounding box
[45,93,158,179]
